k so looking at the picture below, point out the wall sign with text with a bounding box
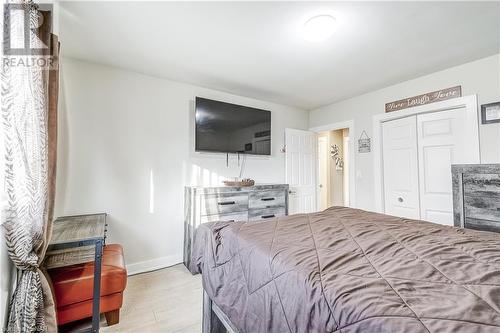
[358,130,371,153]
[385,86,462,113]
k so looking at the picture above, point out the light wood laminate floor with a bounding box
[102,264,203,333]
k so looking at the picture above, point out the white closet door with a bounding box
[285,128,317,214]
[382,116,420,219]
[417,108,480,225]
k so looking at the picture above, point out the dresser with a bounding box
[184,184,289,269]
[452,164,500,233]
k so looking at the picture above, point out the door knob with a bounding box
[319,184,323,188]
[398,197,404,203]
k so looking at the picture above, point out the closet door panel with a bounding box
[382,116,420,219]
[417,108,480,226]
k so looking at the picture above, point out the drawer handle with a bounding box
[261,198,275,201]
[261,214,275,219]
[398,197,404,203]
[218,201,236,206]
[227,220,235,222]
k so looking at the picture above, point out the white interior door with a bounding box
[416,108,480,225]
[317,135,328,211]
[382,116,421,219]
[285,128,316,214]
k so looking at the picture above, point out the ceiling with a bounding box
[59,1,500,110]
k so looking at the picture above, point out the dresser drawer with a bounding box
[249,190,286,209]
[464,217,500,233]
[200,212,248,224]
[463,174,500,197]
[200,193,248,216]
[248,207,286,221]
[464,195,500,222]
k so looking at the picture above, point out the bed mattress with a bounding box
[191,206,500,333]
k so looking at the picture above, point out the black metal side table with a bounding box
[45,213,107,333]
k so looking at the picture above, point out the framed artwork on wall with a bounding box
[481,102,500,124]
[358,130,371,153]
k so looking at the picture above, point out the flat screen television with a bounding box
[195,97,271,155]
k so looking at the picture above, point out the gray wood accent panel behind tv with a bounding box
[452,164,500,233]
[184,184,289,270]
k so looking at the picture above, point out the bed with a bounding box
[191,206,500,333]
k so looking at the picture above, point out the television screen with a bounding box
[195,97,271,155]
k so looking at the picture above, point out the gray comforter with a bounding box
[191,206,500,333]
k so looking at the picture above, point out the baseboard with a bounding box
[126,253,183,276]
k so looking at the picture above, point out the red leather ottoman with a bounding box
[48,244,127,326]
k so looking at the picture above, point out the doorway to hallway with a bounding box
[317,128,350,211]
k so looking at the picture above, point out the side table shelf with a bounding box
[46,213,107,333]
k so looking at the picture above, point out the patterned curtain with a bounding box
[2,1,59,332]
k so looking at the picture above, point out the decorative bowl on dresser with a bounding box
[452,164,500,233]
[184,184,289,270]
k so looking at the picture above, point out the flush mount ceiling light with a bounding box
[303,15,337,42]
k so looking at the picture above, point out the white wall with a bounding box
[310,54,500,211]
[55,58,309,274]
